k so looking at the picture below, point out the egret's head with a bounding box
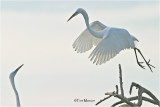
[13,64,24,75]
[9,64,24,80]
[15,64,24,73]
[67,8,85,22]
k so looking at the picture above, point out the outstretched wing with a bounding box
[89,28,136,65]
[72,21,107,53]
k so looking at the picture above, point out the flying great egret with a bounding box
[9,64,24,107]
[68,8,154,71]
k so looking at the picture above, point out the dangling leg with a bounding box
[134,48,145,69]
[134,48,155,72]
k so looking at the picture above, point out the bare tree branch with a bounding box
[119,64,124,98]
[130,82,160,106]
[112,96,159,107]
[105,92,134,106]
[116,85,118,94]
[95,95,112,105]
[96,64,160,107]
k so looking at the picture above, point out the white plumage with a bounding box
[68,8,139,65]
[74,21,138,65]
[9,64,24,107]
[72,21,104,53]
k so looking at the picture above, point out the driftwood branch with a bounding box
[116,85,118,94]
[119,64,124,98]
[129,82,160,106]
[95,95,112,105]
[96,64,160,107]
[111,96,157,107]
[105,91,135,106]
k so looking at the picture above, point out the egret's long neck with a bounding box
[10,77,21,107]
[81,11,103,38]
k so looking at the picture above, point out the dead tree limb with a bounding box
[96,64,160,107]
[119,64,124,98]
[105,91,135,106]
[95,95,112,105]
[130,82,160,106]
[111,96,157,107]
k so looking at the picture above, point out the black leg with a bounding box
[134,48,155,72]
[134,48,145,69]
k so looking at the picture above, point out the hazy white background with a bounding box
[1,1,159,107]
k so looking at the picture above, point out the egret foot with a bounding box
[134,48,155,72]
[137,61,145,69]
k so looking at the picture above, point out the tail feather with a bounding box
[131,34,139,42]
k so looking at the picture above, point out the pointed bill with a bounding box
[14,64,24,75]
[67,12,77,22]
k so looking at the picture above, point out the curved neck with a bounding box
[80,10,103,38]
[10,78,21,107]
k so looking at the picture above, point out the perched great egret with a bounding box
[9,64,24,107]
[68,8,154,71]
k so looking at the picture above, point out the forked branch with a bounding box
[96,64,159,107]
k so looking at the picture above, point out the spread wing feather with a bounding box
[72,21,106,53]
[89,28,136,65]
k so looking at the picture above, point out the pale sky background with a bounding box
[0,1,159,107]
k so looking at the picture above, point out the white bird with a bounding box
[68,8,154,71]
[9,64,24,107]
